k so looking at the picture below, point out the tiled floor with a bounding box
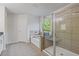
[1,42,48,56]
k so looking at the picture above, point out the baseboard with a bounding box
[6,41,30,46]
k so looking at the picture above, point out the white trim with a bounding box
[52,13,56,56]
[6,41,30,45]
[43,50,52,56]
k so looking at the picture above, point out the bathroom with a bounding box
[0,3,79,56]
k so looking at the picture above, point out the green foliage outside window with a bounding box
[42,17,52,32]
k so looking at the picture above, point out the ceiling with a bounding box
[0,3,69,16]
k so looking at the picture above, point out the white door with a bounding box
[17,15,28,42]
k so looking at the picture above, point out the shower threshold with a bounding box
[43,46,78,56]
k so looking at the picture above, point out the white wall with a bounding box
[7,14,28,44]
[0,6,8,51]
[0,6,5,53]
[7,14,17,44]
[7,13,40,44]
[4,7,8,50]
[0,6,5,32]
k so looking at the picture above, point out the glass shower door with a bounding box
[71,12,79,54]
[55,9,73,56]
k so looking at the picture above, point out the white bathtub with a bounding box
[43,46,78,56]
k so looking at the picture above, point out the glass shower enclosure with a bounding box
[53,3,79,56]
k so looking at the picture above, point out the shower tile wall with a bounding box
[55,4,79,54]
[71,6,79,54]
[55,8,72,51]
